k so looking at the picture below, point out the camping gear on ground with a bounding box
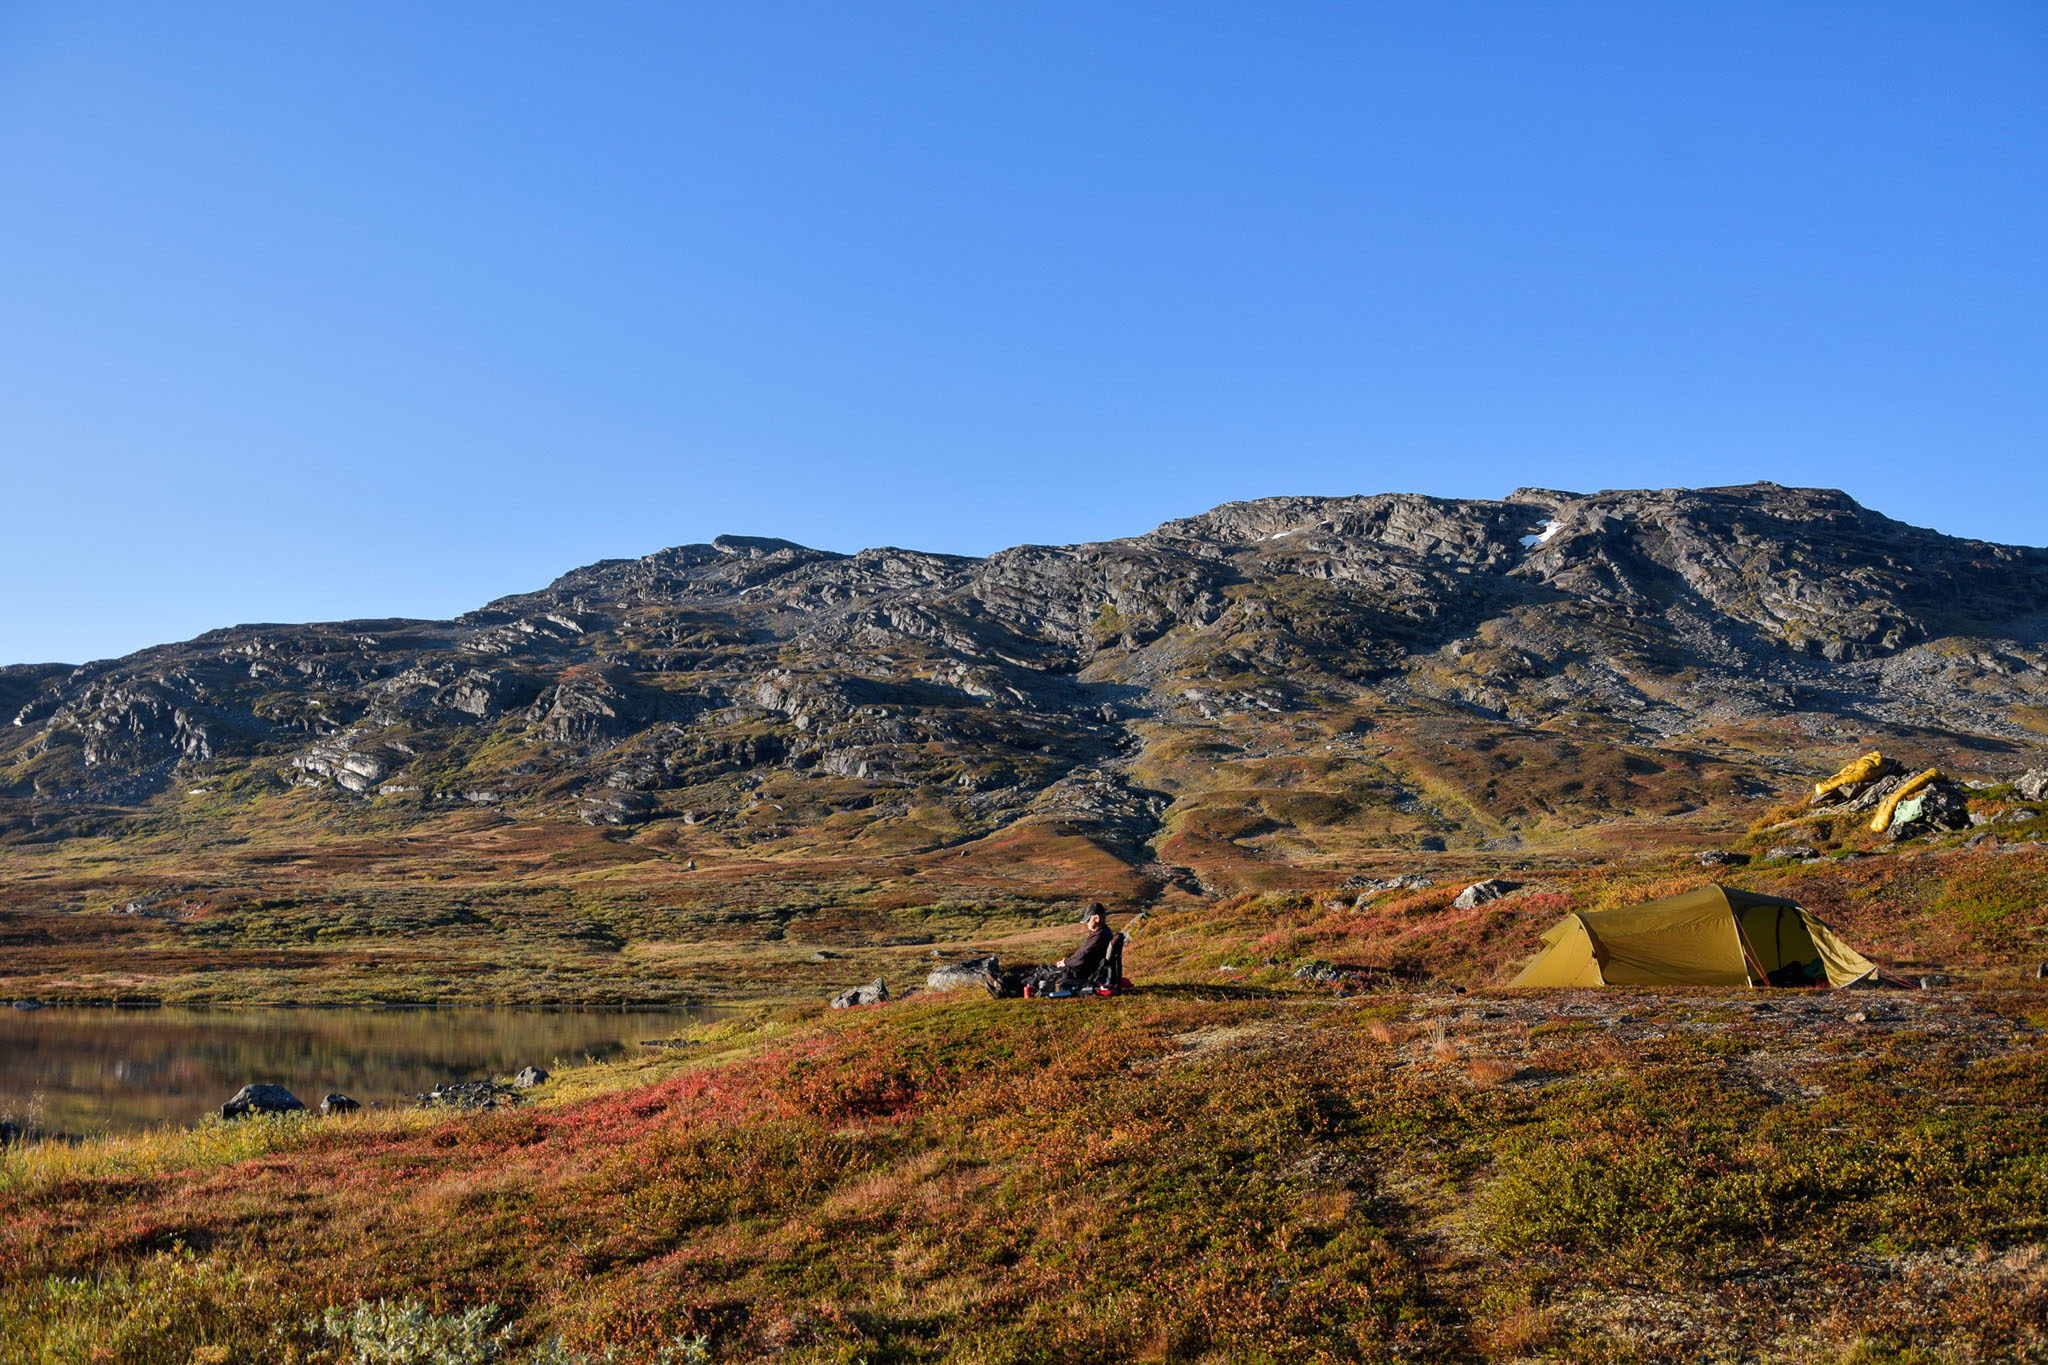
[1812,751,1897,805]
[1871,768,1941,832]
[1509,885,1885,989]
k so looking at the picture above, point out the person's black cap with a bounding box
[1081,902,1109,923]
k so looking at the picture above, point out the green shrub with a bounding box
[321,1299,512,1364]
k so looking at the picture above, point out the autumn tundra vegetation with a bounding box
[4,487,2048,1360]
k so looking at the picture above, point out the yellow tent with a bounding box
[1510,885,1878,989]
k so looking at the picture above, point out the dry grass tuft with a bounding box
[1366,1020,1412,1046]
[1467,1057,1519,1087]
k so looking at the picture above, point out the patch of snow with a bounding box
[1519,519,1561,549]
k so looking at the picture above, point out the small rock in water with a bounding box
[830,978,889,1009]
[10,1000,40,1011]
[319,1093,360,1116]
[513,1066,549,1089]
[220,1084,306,1120]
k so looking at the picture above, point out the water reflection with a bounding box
[0,1004,731,1137]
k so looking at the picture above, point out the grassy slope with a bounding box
[5,710,2048,1360]
[3,987,2046,1363]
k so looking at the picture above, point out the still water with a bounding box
[0,1005,731,1137]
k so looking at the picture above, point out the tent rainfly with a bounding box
[1510,885,1880,989]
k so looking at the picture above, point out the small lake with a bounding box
[0,1005,733,1138]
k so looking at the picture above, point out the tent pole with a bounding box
[1732,915,1773,988]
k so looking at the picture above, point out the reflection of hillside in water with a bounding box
[0,1006,726,1137]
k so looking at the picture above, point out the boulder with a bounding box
[1766,844,1818,861]
[2015,769,2048,802]
[925,957,1001,994]
[1695,849,1748,867]
[1453,878,1520,910]
[319,1093,360,1116]
[1886,783,1972,840]
[1418,835,1448,853]
[1997,807,2039,825]
[1847,774,1908,812]
[513,1066,549,1089]
[220,1083,306,1120]
[830,978,889,1009]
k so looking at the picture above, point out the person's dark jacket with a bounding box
[1063,923,1116,981]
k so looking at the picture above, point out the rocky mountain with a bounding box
[7,482,2048,867]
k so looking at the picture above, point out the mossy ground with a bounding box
[4,988,2045,1362]
[4,721,2047,1359]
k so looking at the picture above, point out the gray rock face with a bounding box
[513,1066,549,1089]
[1766,844,1819,861]
[220,1083,305,1120]
[925,957,1001,994]
[1453,878,1520,910]
[830,978,889,1009]
[1695,849,1748,867]
[6,484,2048,856]
[1342,874,1435,894]
[2012,769,2048,801]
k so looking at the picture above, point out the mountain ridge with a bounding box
[5,481,2047,872]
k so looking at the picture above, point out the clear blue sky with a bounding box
[4,3,2045,665]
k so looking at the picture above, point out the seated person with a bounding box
[1021,904,1117,996]
[1058,903,1117,982]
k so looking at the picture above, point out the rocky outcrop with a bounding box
[4,484,2045,849]
[417,1079,519,1110]
[830,979,889,1009]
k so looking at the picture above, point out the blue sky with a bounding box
[3,3,2045,665]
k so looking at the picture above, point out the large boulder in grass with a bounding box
[830,978,889,1009]
[1453,878,1520,910]
[925,957,1001,994]
[220,1084,305,1120]
[2016,769,2048,802]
